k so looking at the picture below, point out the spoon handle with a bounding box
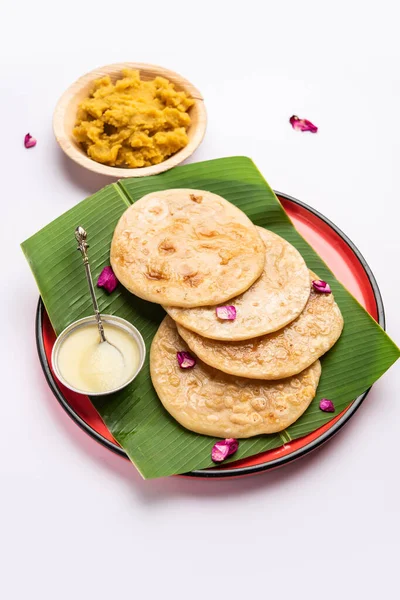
[75,226,106,343]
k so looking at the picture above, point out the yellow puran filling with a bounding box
[73,69,194,168]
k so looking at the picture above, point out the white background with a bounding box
[1,1,399,598]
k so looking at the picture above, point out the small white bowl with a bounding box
[51,315,146,396]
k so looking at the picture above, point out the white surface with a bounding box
[1,1,399,598]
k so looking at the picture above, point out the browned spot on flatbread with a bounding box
[145,267,168,281]
[158,239,176,254]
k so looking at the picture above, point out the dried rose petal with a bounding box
[24,133,37,148]
[216,305,237,320]
[319,399,335,412]
[211,438,239,463]
[289,115,318,133]
[97,266,118,293]
[177,351,196,369]
[312,279,331,294]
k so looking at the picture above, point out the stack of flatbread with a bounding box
[111,189,343,438]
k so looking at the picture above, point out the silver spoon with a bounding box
[75,226,125,366]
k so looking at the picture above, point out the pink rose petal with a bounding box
[319,399,335,413]
[97,266,118,293]
[177,351,196,369]
[289,115,318,133]
[211,438,239,463]
[312,279,331,294]
[24,133,37,148]
[216,305,237,320]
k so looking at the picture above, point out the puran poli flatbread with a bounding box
[165,228,310,340]
[177,272,344,380]
[150,317,322,438]
[110,189,265,307]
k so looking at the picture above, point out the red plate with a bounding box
[36,192,384,478]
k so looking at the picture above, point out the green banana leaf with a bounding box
[21,157,399,478]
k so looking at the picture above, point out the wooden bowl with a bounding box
[53,62,207,178]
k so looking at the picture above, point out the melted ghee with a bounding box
[57,323,140,393]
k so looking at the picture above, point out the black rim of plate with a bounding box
[35,192,386,479]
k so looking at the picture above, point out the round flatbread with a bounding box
[110,189,265,307]
[177,271,343,380]
[165,228,310,340]
[150,316,322,438]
